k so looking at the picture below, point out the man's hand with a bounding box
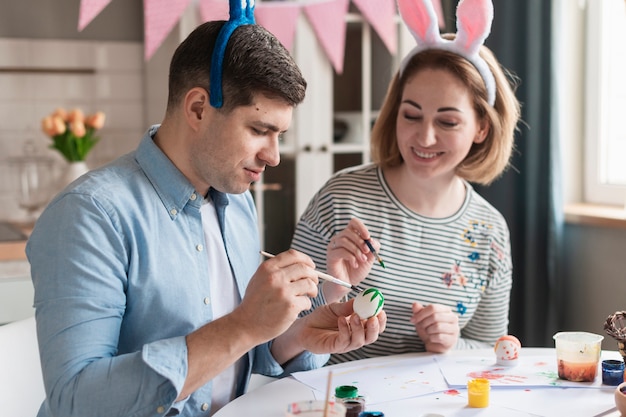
[272,299,386,362]
[236,250,319,345]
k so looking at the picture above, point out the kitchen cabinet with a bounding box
[0,223,34,325]
[256,11,415,254]
[0,261,34,325]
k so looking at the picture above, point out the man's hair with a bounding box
[167,21,307,113]
[371,36,521,185]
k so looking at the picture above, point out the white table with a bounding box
[215,348,624,417]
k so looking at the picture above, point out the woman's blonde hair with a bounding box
[371,37,521,185]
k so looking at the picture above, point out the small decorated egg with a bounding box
[494,335,521,366]
[353,288,384,319]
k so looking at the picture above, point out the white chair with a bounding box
[0,316,45,416]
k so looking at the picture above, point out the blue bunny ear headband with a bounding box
[397,0,496,106]
[210,0,256,108]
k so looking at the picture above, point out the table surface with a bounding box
[214,348,624,417]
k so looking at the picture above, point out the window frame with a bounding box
[583,0,626,206]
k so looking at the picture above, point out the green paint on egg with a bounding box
[354,288,384,319]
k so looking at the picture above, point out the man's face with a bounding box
[190,93,293,195]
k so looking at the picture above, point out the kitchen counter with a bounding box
[0,221,29,261]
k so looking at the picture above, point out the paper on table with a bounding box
[291,354,449,405]
[488,387,617,417]
[435,354,614,388]
[367,386,617,417]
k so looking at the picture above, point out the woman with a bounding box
[291,0,521,362]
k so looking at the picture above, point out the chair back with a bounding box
[0,316,45,416]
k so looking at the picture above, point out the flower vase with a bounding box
[59,161,89,189]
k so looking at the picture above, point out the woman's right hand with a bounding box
[324,217,379,302]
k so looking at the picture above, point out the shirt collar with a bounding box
[135,125,203,219]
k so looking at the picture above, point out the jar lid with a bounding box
[335,385,358,399]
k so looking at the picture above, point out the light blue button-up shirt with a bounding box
[27,126,328,417]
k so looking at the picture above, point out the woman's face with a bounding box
[395,68,487,183]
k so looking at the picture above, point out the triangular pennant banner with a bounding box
[144,0,193,61]
[78,0,113,31]
[255,3,301,52]
[303,0,350,74]
[351,0,397,54]
[199,0,230,23]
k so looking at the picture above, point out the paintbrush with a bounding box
[260,251,363,293]
[323,370,333,417]
[364,239,385,269]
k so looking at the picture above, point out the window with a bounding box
[583,0,626,206]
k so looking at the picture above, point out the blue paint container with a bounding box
[602,359,625,385]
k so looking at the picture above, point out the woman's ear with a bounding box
[184,87,209,131]
[474,120,490,144]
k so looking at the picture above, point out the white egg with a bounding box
[353,288,384,319]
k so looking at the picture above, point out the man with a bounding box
[27,18,386,417]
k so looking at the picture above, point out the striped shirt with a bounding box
[291,163,512,363]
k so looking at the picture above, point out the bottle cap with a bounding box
[335,385,358,399]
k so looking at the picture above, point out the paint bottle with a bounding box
[467,378,490,408]
[334,385,365,417]
[602,359,625,385]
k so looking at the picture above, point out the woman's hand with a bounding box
[410,302,459,353]
[324,217,380,302]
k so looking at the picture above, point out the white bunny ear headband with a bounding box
[397,0,496,106]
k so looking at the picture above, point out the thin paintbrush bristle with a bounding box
[365,239,386,269]
[352,285,363,293]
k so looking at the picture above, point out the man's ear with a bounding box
[184,87,209,131]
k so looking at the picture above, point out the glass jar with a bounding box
[334,385,365,417]
[602,359,625,386]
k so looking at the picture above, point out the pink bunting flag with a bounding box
[255,3,301,52]
[144,0,193,61]
[77,0,113,31]
[303,0,350,74]
[351,0,397,54]
[199,0,230,23]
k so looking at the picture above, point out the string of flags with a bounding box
[78,0,444,74]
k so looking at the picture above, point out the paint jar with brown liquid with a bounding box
[334,385,365,417]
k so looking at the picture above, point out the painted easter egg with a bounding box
[494,335,521,366]
[353,288,384,319]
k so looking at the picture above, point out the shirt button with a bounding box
[196,244,203,252]
[204,297,210,305]
[201,403,209,411]
[190,193,197,201]
[170,208,178,216]
[156,405,165,414]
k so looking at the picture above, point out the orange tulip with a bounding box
[52,116,66,135]
[85,111,106,130]
[52,107,68,121]
[70,120,86,137]
[67,108,84,124]
[41,116,55,136]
